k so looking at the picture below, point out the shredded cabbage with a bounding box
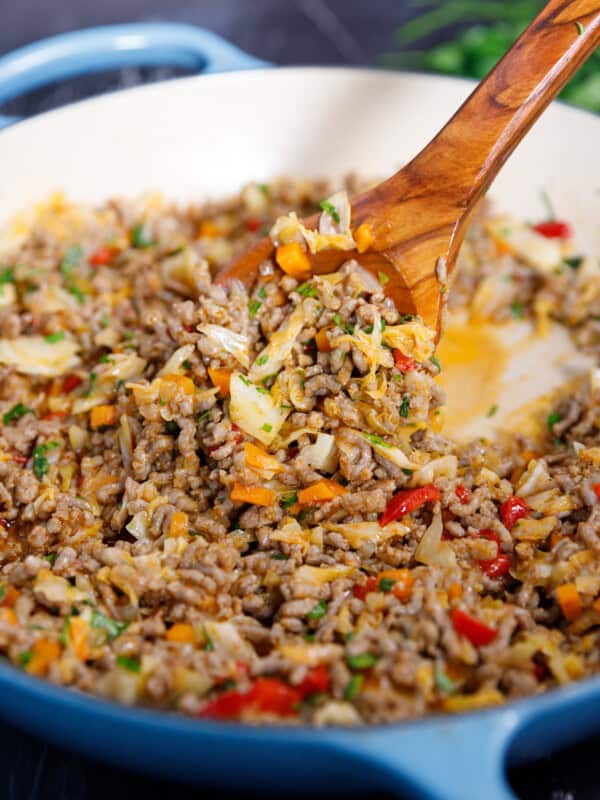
[249,299,317,382]
[383,321,435,362]
[229,372,291,445]
[158,344,196,376]
[197,325,249,369]
[302,432,338,473]
[415,512,456,567]
[0,335,79,377]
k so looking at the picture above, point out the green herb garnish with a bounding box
[44,331,65,343]
[378,271,389,286]
[378,577,395,593]
[563,256,583,270]
[165,421,181,436]
[487,404,498,418]
[343,674,364,700]
[68,285,85,304]
[547,410,562,431]
[32,441,60,480]
[0,267,15,285]
[400,396,410,418]
[575,21,585,35]
[18,650,33,667]
[364,433,390,448]
[116,655,141,673]
[319,199,340,223]
[131,224,154,249]
[44,552,57,565]
[238,375,251,386]
[248,300,262,317]
[256,355,269,366]
[204,630,215,651]
[261,423,273,433]
[182,360,192,370]
[270,552,289,560]
[296,282,318,298]
[99,354,111,364]
[61,244,83,277]
[91,609,128,641]
[347,652,379,670]
[258,286,266,299]
[281,492,298,509]
[307,600,327,620]
[429,355,441,371]
[435,669,456,694]
[83,371,97,398]
[3,403,34,425]
[198,410,210,424]
[510,300,524,319]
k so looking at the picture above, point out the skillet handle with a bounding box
[0,22,269,129]
[337,709,520,800]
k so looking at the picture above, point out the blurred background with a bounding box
[0,1,598,798]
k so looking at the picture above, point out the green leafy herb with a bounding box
[131,223,154,249]
[487,404,498,418]
[575,20,585,35]
[256,355,269,366]
[238,375,251,386]
[0,585,5,602]
[68,285,85,304]
[44,331,65,343]
[60,615,71,646]
[182,360,192,370]
[18,650,33,667]
[343,674,364,700]
[165,420,181,436]
[32,441,60,480]
[60,244,83,277]
[99,354,111,364]
[258,183,269,196]
[510,300,524,319]
[91,609,128,641]
[83,371,97,398]
[378,577,395,593]
[0,267,15,285]
[333,313,342,327]
[307,600,328,620]
[248,300,262,317]
[400,396,410,418]
[281,492,298,509]
[270,552,289,560]
[123,331,134,341]
[435,669,456,694]
[296,282,318,298]
[347,652,379,670]
[304,632,316,643]
[429,355,441,371]
[563,256,583,270]
[547,410,562,431]
[364,433,390,448]
[377,271,389,286]
[258,286,266,299]
[204,629,215,651]
[44,552,57,565]
[116,654,141,673]
[261,423,273,433]
[3,403,34,425]
[402,468,413,476]
[198,410,210,424]
[319,199,340,223]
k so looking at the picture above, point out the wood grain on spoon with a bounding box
[218,0,600,335]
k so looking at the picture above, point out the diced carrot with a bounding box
[1,585,19,608]
[448,582,463,602]
[355,223,375,253]
[160,373,195,396]
[231,482,276,507]
[275,242,311,279]
[89,245,118,266]
[244,442,283,474]
[69,616,91,661]
[208,367,232,397]
[27,638,61,676]
[90,405,117,429]
[169,510,189,538]
[297,479,346,505]
[315,328,331,353]
[556,583,582,621]
[492,236,514,256]
[520,450,541,464]
[166,623,196,644]
[0,608,17,625]
[378,568,414,602]
[197,220,222,238]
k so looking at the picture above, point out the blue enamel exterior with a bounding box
[0,23,597,799]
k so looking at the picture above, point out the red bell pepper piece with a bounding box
[62,374,83,394]
[299,665,330,696]
[475,529,511,578]
[380,484,441,527]
[199,677,302,720]
[455,484,471,505]
[198,688,247,719]
[532,221,572,239]
[451,608,497,647]
[12,455,27,464]
[500,496,530,529]
[353,575,377,600]
[393,350,417,372]
[592,483,600,501]
[245,217,262,232]
[89,245,118,266]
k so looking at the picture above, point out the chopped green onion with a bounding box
[347,652,379,670]
[44,331,65,343]
[258,286,266,299]
[248,300,262,317]
[281,492,298,509]
[378,271,389,286]
[307,600,327,620]
[32,441,60,480]
[258,183,269,195]
[116,655,141,673]
[378,577,395,593]
[165,420,181,436]
[429,355,441,371]
[256,355,269,366]
[270,552,289,560]
[198,410,210,424]
[547,410,562,431]
[364,433,390,448]
[91,609,128,641]
[131,224,154,248]
[319,199,340,223]
[3,403,34,425]
[435,669,456,694]
[18,650,33,667]
[296,282,318,298]
[238,375,251,386]
[99,354,111,364]
[44,552,57,565]
[60,615,71,646]
[204,629,215,651]
[261,423,272,432]
[304,632,316,643]
[400,396,410,418]
[0,267,15,284]
[487,404,498,417]
[563,256,583,270]
[83,371,97,398]
[343,673,364,700]
[60,244,83,277]
[575,21,585,35]
[333,313,342,327]
[510,300,524,319]
[0,585,5,602]
[182,360,192,370]
[68,285,85,304]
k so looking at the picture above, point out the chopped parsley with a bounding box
[346,652,379,670]
[32,441,60,480]
[378,577,395,593]
[258,183,269,196]
[304,632,316,643]
[131,223,154,249]
[429,355,441,371]
[44,552,57,565]
[510,300,524,319]
[60,615,71,646]
[256,355,269,366]
[343,674,364,700]
[261,423,273,433]
[204,629,215,651]
[165,420,181,436]
[18,650,33,668]
[400,396,410,418]
[319,199,340,223]
[258,286,266,299]
[307,600,327,620]
[44,330,65,343]
[487,404,498,418]
[83,372,97,398]
[378,271,389,286]
[60,244,83,277]
[281,492,298,509]
[248,299,262,317]
[270,552,289,560]
[68,285,85,304]
[333,313,343,327]
[563,256,583,270]
[0,267,15,285]
[198,410,210,424]
[296,282,318,298]
[3,403,34,425]
[547,410,562,431]
[116,655,141,673]
[91,609,128,641]
[238,375,251,387]
[99,354,112,364]
[182,360,192,370]
[364,433,390,448]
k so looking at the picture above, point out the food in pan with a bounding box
[0,179,598,725]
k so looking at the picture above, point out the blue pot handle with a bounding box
[0,22,269,129]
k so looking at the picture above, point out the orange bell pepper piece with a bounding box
[166,623,196,644]
[231,482,275,506]
[244,442,282,474]
[556,583,582,621]
[275,242,311,279]
[297,479,346,505]
[169,510,189,538]
[208,367,232,397]
[90,405,117,429]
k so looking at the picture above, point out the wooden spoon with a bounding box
[217,0,600,336]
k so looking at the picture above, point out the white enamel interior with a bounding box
[0,68,599,437]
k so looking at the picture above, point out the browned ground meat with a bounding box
[0,179,598,726]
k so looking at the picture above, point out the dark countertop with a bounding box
[0,1,598,797]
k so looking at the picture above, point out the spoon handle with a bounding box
[414,0,600,207]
